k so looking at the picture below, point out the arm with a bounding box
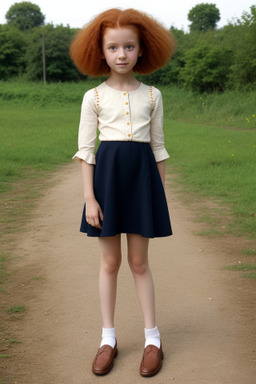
[73,90,97,164]
[150,88,170,164]
[157,160,166,188]
[81,160,103,229]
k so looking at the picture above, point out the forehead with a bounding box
[103,26,140,43]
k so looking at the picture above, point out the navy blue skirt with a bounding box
[80,141,172,238]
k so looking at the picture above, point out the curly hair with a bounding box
[70,8,176,76]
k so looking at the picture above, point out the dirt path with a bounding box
[1,163,256,383]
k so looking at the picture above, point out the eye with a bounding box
[108,46,116,51]
[127,45,134,51]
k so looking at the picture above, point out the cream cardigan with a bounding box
[73,82,169,165]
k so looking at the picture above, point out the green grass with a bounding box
[0,80,255,128]
[242,273,256,280]
[161,87,256,129]
[164,119,256,237]
[6,305,26,313]
[0,102,80,192]
[0,100,83,242]
[7,339,22,344]
[223,264,256,280]
[242,248,256,256]
[224,264,256,271]
[0,79,99,105]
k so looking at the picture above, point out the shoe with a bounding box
[140,343,164,377]
[92,342,118,376]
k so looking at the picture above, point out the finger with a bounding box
[97,221,102,229]
[87,217,102,229]
[94,217,102,229]
[94,218,102,229]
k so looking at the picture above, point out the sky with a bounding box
[1,0,255,31]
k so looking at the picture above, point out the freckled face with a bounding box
[102,27,143,75]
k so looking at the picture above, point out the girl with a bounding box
[70,8,175,377]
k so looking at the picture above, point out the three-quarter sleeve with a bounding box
[72,89,98,165]
[150,89,170,162]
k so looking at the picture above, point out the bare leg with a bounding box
[98,235,122,328]
[127,234,155,329]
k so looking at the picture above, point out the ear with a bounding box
[138,48,143,57]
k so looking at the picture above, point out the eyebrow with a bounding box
[106,40,137,45]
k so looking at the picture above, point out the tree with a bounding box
[179,39,232,92]
[226,6,256,89]
[26,25,82,82]
[188,3,220,32]
[0,25,26,79]
[5,2,45,31]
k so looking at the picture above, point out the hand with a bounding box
[85,198,103,229]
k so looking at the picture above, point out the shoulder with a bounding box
[82,82,105,98]
[140,85,163,115]
[140,83,162,99]
[81,85,101,114]
[81,83,105,108]
[82,87,95,102]
[151,86,162,100]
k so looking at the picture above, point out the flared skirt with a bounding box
[80,141,172,238]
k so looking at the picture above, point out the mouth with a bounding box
[117,63,128,66]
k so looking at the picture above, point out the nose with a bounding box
[118,48,126,59]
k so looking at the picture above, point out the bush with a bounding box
[0,25,26,79]
[25,24,83,82]
[179,41,232,92]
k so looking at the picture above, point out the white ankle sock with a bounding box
[100,327,116,348]
[144,326,161,349]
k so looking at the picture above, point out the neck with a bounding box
[105,72,141,91]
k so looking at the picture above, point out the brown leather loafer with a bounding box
[140,344,164,377]
[92,342,118,376]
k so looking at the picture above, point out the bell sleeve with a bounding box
[72,89,98,165]
[150,88,170,162]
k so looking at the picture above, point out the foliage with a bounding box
[170,5,256,92]
[0,25,26,79]
[226,6,256,90]
[179,40,232,92]
[188,3,220,32]
[5,1,45,31]
[25,24,82,82]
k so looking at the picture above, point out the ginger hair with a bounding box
[70,8,176,76]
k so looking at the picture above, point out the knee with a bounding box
[101,253,121,275]
[128,253,147,275]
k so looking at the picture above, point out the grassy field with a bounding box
[1,79,256,128]
[1,101,79,192]
[165,119,256,236]
[0,80,255,276]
